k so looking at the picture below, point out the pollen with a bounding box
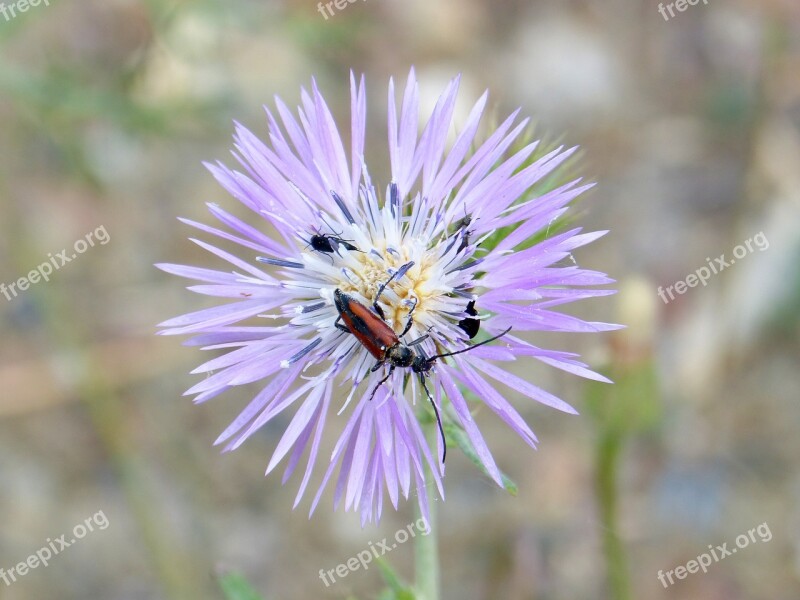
[339,238,437,334]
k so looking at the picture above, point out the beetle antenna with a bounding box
[419,374,446,464]
[373,260,414,313]
[426,327,512,363]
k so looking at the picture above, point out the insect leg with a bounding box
[368,366,394,401]
[334,315,351,333]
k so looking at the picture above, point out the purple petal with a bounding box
[469,357,579,415]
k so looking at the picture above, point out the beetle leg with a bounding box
[368,366,394,401]
[372,301,386,321]
[334,315,350,333]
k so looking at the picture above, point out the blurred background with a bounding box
[1,0,799,598]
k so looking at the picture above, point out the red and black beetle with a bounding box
[333,264,510,463]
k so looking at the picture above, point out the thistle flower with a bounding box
[158,69,619,525]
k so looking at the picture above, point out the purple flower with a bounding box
[158,69,619,525]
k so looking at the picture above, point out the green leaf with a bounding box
[217,571,265,600]
[444,423,518,496]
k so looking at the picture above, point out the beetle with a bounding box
[333,264,510,463]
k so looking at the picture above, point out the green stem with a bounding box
[595,428,631,600]
[414,423,440,600]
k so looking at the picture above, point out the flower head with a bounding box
[158,69,619,525]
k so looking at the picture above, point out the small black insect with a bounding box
[306,209,361,257]
[309,233,359,254]
[457,300,481,339]
[452,213,472,233]
[451,212,473,253]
